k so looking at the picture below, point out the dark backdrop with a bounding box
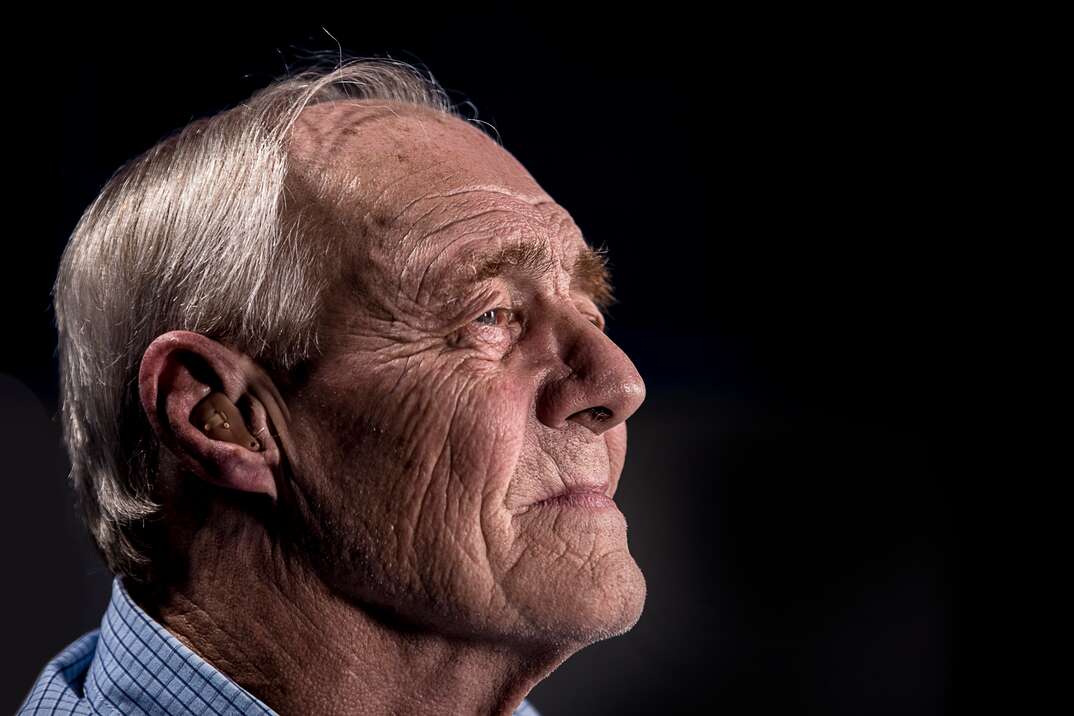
[1,11,962,714]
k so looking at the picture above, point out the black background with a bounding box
[0,10,966,714]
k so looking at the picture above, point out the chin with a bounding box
[508,550,648,649]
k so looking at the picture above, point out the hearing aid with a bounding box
[190,391,262,451]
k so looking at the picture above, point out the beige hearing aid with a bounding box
[190,392,262,451]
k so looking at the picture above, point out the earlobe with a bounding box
[192,392,263,452]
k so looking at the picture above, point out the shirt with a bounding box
[20,577,542,715]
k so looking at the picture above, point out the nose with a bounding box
[535,312,647,436]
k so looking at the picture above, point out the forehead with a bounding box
[286,100,589,276]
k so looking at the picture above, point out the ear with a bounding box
[138,330,294,501]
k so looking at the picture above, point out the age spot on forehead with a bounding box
[291,101,451,169]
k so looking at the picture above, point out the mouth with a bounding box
[530,482,615,511]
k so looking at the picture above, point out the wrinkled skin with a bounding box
[137,99,647,715]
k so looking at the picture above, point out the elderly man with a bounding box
[21,58,646,716]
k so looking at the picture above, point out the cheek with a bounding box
[334,352,537,535]
[440,365,533,500]
[308,350,535,503]
[401,363,537,610]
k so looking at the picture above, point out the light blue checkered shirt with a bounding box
[20,577,542,715]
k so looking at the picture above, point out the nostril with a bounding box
[588,406,613,422]
[567,406,612,424]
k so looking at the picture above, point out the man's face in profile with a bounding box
[281,100,647,648]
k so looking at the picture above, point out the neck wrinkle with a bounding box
[135,525,565,716]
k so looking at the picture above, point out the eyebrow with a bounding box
[459,241,615,310]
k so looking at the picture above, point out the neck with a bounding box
[133,518,568,716]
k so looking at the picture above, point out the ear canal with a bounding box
[190,391,262,452]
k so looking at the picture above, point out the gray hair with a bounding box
[53,58,467,582]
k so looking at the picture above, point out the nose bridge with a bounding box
[533,303,646,435]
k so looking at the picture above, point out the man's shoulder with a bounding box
[18,630,100,715]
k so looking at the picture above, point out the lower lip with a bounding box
[535,492,617,510]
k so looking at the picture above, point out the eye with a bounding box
[474,307,515,327]
[581,309,605,332]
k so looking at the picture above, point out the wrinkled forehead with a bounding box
[289,99,552,222]
[286,99,588,288]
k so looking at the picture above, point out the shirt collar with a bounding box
[85,576,276,715]
[82,577,541,715]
